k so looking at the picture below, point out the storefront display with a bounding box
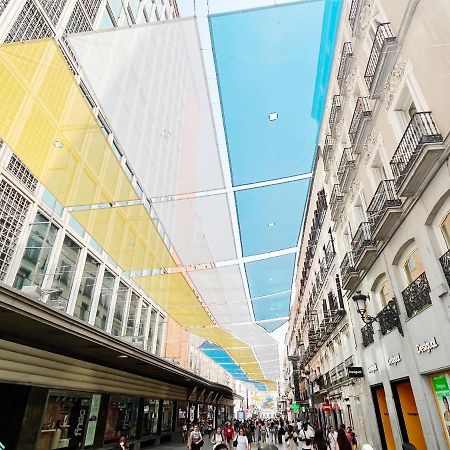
[104,396,140,443]
[36,390,91,450]
[142,399,159,436]
[161,400,174,433]
[430,372,450,446]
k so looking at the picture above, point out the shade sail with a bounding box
[0,39,138,207]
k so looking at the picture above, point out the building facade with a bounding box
[285,0,450,449]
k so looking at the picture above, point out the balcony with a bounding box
[390,112,444,197]
[337,147,356,191]
[349,97,372,151]
[337,42,353,90]
[352,222,377,270]
[364,23,397,93]
[401,271,432,318]
[329,94,342,130]
[348,0,362,34]
[340,251,359,291]
[361,323,374,347]
[323,134,334,171]
[330,184,344,221]
[439,249,450,287]
[378,299,403,336]
[325,240,336,269]
[367,179,402,240]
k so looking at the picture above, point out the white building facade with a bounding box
[286,0,450,449]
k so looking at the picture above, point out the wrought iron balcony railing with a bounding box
[337,147,356,188]
[439,249,450,287]
[351,221,376,263]
[340,251,358,283]
[349,97,372,147]
[378,299,403,335]
[330,183,344,207]
[367,179,402,230]
[401,271,432,318]
[361,322,374,347]
[337,42,353,89]
[390,112,443,189]
[329,94,342,129]
[325,240,336,269]
[323,134,334,170]
[364,23,396,90]
[349,0,361,33]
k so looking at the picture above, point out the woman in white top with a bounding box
[327,426,337,450]
[211,427,225,450]
[284,425,298,450]
[235,427,250,450]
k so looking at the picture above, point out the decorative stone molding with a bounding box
[359,0,373,33]
[335,118,344,138]
[384,59,406,108]
[362,129,378,164]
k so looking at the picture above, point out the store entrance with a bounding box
[371,385,395,450]
[392,379,427,450]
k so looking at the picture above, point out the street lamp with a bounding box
[351,291,403,336]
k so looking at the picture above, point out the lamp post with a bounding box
[351,291,403,336]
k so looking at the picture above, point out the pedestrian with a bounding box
[211,426,225,450]
[113,436,129,450]
[225,423,234,450]
[284,425,299,450]
[188,425,204,450]
[312,429,327,450]
[335,428,352,450]
[346,427,357,450]
[260,421,267,443]
[277,421,285,444]
[269,421,276,443]
[235,427,250,450]
[245,423,254,447]
[298,422,314,450]
[255,421,260,443]
[327,426,337,450]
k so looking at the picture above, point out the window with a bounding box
[95,270,115,330]
[14,213,58,290]
[148,308,158,351]
[107,0,122,17]
[6,154,38,193]
[161,400,173,433]
[142,399,159,436]
[51,236,81,304]
[98,5,115,28]
[74,254,100,322]
[126,292,139,335]
[112,282,128,336]
[104,396,139,443]
[440,211,450,249]
[403,249,424,284]
[155,314,165,356]
[377,279,393,307]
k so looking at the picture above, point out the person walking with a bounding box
[113,436,129,450]
[269,421,276,443]
[277,421,285,444]
[235,427,250,450]
[327,426,337,450]
[335,428,352,450]
[298,423,314,450]
[225,422,234,450]
[260,421,268,444]
[312,429,327,450]
[188,425,204,450]
[211,427,225,450]
[284,425,299,450]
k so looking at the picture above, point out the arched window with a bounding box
[377,279,393,307]
[403,249,424,284]
[440,211,450,249]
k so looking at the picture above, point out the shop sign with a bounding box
[85,394,101,447]
[190,406,195,422]
[322,403,332,412]
[179,410,186,419]
[387,353,401,365]
[69,397,91,447]
[430,373,450,446]
[368,364,378,373]
[348,366,364,378]
[417,337,439,354]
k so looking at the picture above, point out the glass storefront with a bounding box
[142,399,159,436]
[430,371,450,447]
[104,396,140,443]
[161,400,174,433]
[74,254,100,322]
[95,269,115,330]
[112,282,128,336]
[36,390,92,450]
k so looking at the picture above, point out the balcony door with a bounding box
[403,249,424,284]
[440,211,450,249]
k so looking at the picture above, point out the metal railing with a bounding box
[367,179,402,230]
[337,147,356,188]
[330,184,344,206]
[439,249,450,287]
[362,323,374,347]
[325,240,336,269]
[349,97,372,146]
[378,299,403,335]
[323,134,334,169]
[364,23,396,89]
[401,271,432,318]
[351,221,376,263]
[337,42,353,89]
[329,94,342,129]
[340,251,357,283]
[390,112,443,188]
[349,0,361,32]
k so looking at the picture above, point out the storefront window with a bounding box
[112,282,128,336]
[51,236,81,307]
[142,399,159,436]
[14,212,58,289]
[161,400,173,433]
[430,372,450,446]
[74,254,100,322]
[125,292,140,336]
[138,302,150,348]
[155,314,165,356]
[148,308,158,351]
[104,396,140,443]
[36,390,92,450]
[95,270,115,330]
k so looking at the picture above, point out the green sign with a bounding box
[291,403,299,412]
[431,373,450,445]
